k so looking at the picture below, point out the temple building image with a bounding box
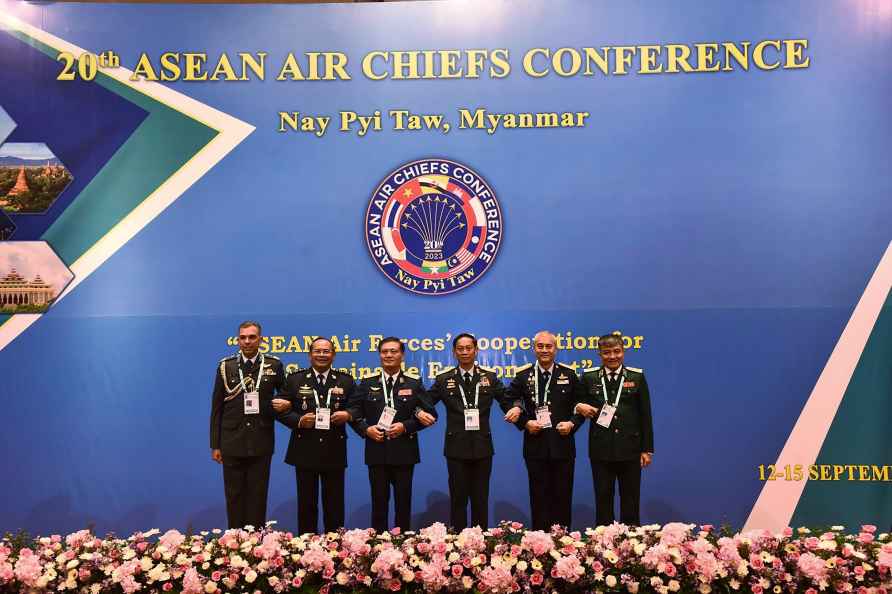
[0,266,56,310]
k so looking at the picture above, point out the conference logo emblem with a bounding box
[365,158,503,295]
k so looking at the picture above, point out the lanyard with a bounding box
[457,369,479,409]
[600,370,625,407]
[380,370,398,408]
[237,353,265,394]
[533,365,553,407]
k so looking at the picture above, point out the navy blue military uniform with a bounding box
[507,362,585,530]
[426,365,519,530]
[278,367,355,534]
[209,353,284,529]
[347,370,434,532]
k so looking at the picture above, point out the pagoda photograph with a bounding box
[0,143,73,213]
[0,241,73,314]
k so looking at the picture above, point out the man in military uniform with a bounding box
[347,337,434,532]
[209,321,289,529]
[416,333,522,530]
[278,337,355,535]
[507,331,585,530]
[576,332,654,526]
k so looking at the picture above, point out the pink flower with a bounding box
[65,529,92,549]
[797,553,828,582]
[457,527,486,553]
[389,579,402,591]
[300,547,333,573]
[752,585,764,594]
[158,529,186,552]
[861,525,877,534]
[553,555,583,582]
[254,532,282,559]
[520,531,554,556]
[451,564,463,577]
[420,522,449,544]
[530,572,544,585]
[371,548,405,578]
[660,523,694,546]
[878,549,892,569]
[163,583,173,591]
[857,533,874,544]
[663,562,677,577]
[479,565,514,592]
[13,549,42,586]
[418,554,449,590]
[211,571,222,581]
[804,589,818,594]
[342,529,372,555]
[292,576,303,587]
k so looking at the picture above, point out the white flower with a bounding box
[831,526,845,531]
[606,575,617,587]
[516,560,528,571]
[245,570,258,583]
[204,580,218,593]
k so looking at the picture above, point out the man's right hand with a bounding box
[575,403,599,418]
[416,411,436,426]
[298,413,316,428]
[271,398,292,413]
[525,420,543,435]
[211,449,223,464]
[366,426,385,442]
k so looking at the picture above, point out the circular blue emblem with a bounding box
[365,158,503,295]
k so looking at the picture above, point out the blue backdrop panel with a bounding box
[1,0,890,534]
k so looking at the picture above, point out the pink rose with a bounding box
[531,572,544,585]
[163,582,173,591]
[212,571,222,581]
[452,564,463,577]
[857,533,874,544]
[861,525,877,534]
[752,585,763,594]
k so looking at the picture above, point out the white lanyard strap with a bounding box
[380,370,398,408]
[600,370,624,407]
[457,370,480,409]
[237,354,265,394]
[533,366,553,407]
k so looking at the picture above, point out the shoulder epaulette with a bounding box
[582,366,601,374]
[514,363,533,373]
[556,362,575,372]
[477,365,496,373]
[625,366,643,373]
[436,366,455,376]
[403,370,420,380]
[262,354,280,361]
[219,354,237,363]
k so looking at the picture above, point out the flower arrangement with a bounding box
[1,521,890,593]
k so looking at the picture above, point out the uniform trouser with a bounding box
[296,468,345,535]
[526,458,574,530]
[446,456,492,530]
[368,464,414,532]
[222,454,271,529]
[592,459,641,526]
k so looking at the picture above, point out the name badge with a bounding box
[377,406,397,429]
[596,403,616,428]
[535,406,552,428]
[398,388,412,396]
[244,391,260,415]
[315,407,331,430]
[464,408,480,431]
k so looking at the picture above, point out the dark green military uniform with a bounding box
[580,365,653,525]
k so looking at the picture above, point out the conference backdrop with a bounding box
[0,0,890,537]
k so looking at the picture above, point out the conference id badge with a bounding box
[464,408,480,431]
[377,406,397,429]
[596,403,617,428]
[535,406,552,428]
[243,391,260,415]
[315,407,331,430]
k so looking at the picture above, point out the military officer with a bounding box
[576,332,654,526]
[278,337,355,534]
[416,333,522,530]
[209,321,289,529]
[507,331,585,530]
[347,337,434,532]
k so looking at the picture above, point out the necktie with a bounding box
[316,374,325,393]
[463,372,473,392]
[386,375,394,394]
[539,370,550,400]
